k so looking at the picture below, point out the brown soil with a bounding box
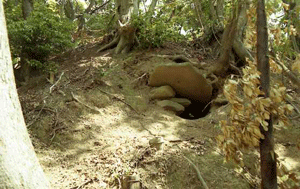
[18,42,300,189]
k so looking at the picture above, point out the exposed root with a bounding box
[97,35,120,53]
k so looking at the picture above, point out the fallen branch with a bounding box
[27,102,46,128]
[98,89,140,115]
[71,92,101,113]
[131,73,147,83]
[70,178,95,189]
[50,72,64,93]
[272,57,300,89]
[175,145,209,189]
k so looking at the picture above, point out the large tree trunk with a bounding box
[0,2,50,188]
[257,0,277,188]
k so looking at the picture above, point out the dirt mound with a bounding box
[18,42,300,188]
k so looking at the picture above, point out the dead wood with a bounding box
[71,92,101,113]
[98,89,140,115]
[49,72,64,93]
[273,58,300,89]
[175,145,209,189]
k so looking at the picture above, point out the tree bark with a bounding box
[22,0,33,19]
[98,0,138,54]
[211,3,239,76]
[19,0,34,83]
[64,0,75,21]
[0,2,50,188]
[257,0,277,188]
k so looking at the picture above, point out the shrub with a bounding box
[132,14,185,49]
[6,3,76,71]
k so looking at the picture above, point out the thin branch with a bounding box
[27,102,46,128]
[71,92,101,113]
[98,89,140,115]
[175,145,209,189]
[90,0,111,15]
[50,72,65,93]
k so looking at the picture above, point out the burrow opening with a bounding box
[178,100,211,120]
[177,87,219,120]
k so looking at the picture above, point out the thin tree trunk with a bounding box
[64,0,75,21]
[212,4,239,76]
[22,0,33,19]
[0,2,50,188]
[20,0,34,83]
[257,0,277,188]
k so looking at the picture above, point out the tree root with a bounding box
[97,35,120,53]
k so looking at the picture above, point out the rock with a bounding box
[157,100,185,115]
[149,63,212,103]
[149,85,176,100]
[170,98,191,107]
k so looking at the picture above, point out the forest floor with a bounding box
[18,41,300,189]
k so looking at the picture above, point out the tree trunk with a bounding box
[64,0,75,21]
[20,0,34,83]
[0,2,50,188]
[211,3,239,76]
[233,0,254,64]
[22,0,33,19]
[257,0,277,188]
[98,0,139,54]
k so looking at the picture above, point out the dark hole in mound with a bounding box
[172,57,188,63]
[179,101,211,120]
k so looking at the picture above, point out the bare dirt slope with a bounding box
[18,42,300,188]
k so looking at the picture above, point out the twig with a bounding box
[131,73,147,83]
[207,73,218,85]
[71,92,101,113]
[50,72,64,93]
[27,102,46,128]
[98,89,140,115]
[286,99,300,115]
[229,63,243,76]
[175,145,209,189]
[50,109,61,142]
[272,56,300,89]
[202,101,212,112]
[70,179,94,189]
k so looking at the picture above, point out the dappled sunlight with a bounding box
[276,144,300,171]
